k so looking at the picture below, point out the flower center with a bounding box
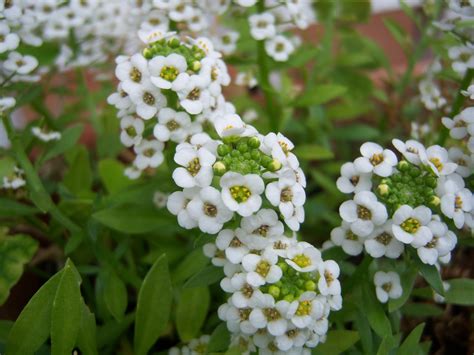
[166,119,180,131]
[125,126,137,137]
[455,195,463,210]
[280,187,293,202]
[325,270,334,284]
[426,236,438,248]
[429,157,443,172]
[142,92,155,105]
[230,236,243,247]
[242,283,254,298]
[187,88,201,100]
[230,185,251,203]
[239,308,251,321]
[256,260,271,277]
[375,232,392,245]
[257,20,268,28]
[130,67,142,82]
[292,254,311,268]
[350,175,360,186]
[401,217,421,233]
[203,202,217,217]
[276,42,285,52]
[287,329,298,338]
[296,300,312,316]
[254,225,269,236]
[211,66,219,81]
[273,240,288,250]
[263,308,281,321]
[345,230,359,241]
[382,282,392,292]
[279,141,290,155]
[160,65,179,81]
[357,205,372,220]
[144,148,155,157]
[370,153,384,166]
[187,157,201,176]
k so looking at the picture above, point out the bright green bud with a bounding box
[168,37,180,48]
[281,287,290,296]
[142,47,153,59]
[191,61,201,71]
[283,294,294,302]
[231,150,240,158]
[377,183,389,195]
[267,159,282,172]
[248,137,261,148]
[250,149,261,161]
[398,160,409,171]
[217,144,231,156]
[305,280,317,291]
[213,161,227,175]
[237,142,249,153]
[430,195,440,206]
[261,156,272,167]
[277,262,288,272]
[296,279,304,288]
[268,285,281,298]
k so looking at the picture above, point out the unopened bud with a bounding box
[283,294,294,302]
[217,144,231,156]
[305,280,316,291]
[142,47,153,59]
[277,262,288,272]
[213,161,227,175]
[398,160,409,171]
[191,61,201,72]
[168,37,180,48]
[248,136,261,148]
[377,183,389,195]
[268,285,280,298]
[268,159,282,172]
[430,195,440,206]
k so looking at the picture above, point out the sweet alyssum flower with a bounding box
[373,271,403,303]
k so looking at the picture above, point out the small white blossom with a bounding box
[392,205,432,247]
[220,172,265,217]
[374,271,403,303]
[336,162,372,194]
[354,142,397,177]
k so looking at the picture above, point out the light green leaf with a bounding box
[0,157,16,180]
[207,323,230,353]
[401,303,443,318]
[6,270,62,354]
[389,267,417,312]
[42,125,84,162]
[293,145,334,161]
[77,302,98,355]
[413,255,444,295]
[292,84,347,107]
[0,198,37,217]
[312,330,359,354]
[134,254,172,355]
[98,159,132,194]
[396,323,425,355]
[103,270,128,322]
[172,248,209,284]
[446,278,474,305]
[361,284,392,337]
[0,234,38,305]
[183,265,224,289]
[63,146,92,196]
[176,287,210,342]
[51,259,83,355]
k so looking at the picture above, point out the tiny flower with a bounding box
[425,145,458,176]
[339,191,388,237]
[364,220,404,259]
[116,54,149,87]
[124,165,141,180]
[0,97,16,112]
[120,116,144,147]
[440,186,473,229]
[242,249,282,287]
[220,172,264,217]
[216,229,250,264]
[249,293,289,336]
[2,167,25,190]
[173,73,212,115]
[275,325,308,351]
[249,12,276,40]
[286,242,322,272]
[461,84,474,99]
[0,22,19,53]
[448,147,473,177]
[219,301,257,335]
[262,133,299,170]
[127,82,167,119]
[265,35,295,62]
[31,127,61,142]
[215,31,239,55]
[417,219,456,265]
[187,186,233,234]
[4,52,38,75]
[392,139,428,165]
[172,146,215,188]
[354,142,398,177]
[235,71,258,89]
[214,113,246,138]
[330,221,366,256]
[392,205,432,247]
[230,273,260,308]
[317,260,341,296]
[149,53,187,90]
[240,209,285,250]
[203,242,227,267]
[336,162,372,194]
[373,271,403,303]
[153,191,168,208]
[287,292,325,330]
[441,107,474,139]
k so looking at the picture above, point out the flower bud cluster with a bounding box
[332,140,472,271]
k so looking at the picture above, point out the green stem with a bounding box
[438,68,474,145]
[1,114,82,237]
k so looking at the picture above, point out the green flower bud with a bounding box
[168,37,180,48]
[281,286,290,296]
[277,262,288,272]
[305,280,317,291]
[142,47,154,59]
[217,144,231,156]
[191,60,201,71]
[237,142,249,153]
[268,285,281,298]
[248,136,261,148]
[430,195,440,206]
[251,149,261,161]
[283,294,294,302]
[231,150,240,158]
[377,183,389,195]
[261,155,272,167]
[296,279,304,288]
[213,161,227,176]
[267,159,282,172]
[398,160,409,171]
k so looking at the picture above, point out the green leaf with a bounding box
[293,145,334,161]
[389,267,417,312]
[0,157,16,180]
[355,310,373,355]
[176,287,210,342]
[207,323,230,353]
[103,270,128,322]
[396,323,425,355]
[401,303,443,318]
[77,302,98,355]
[172,248,209,284]
[292,84,347,107]
[312,330,359,354]
[134,254,172,355]
[42,125,84,162]
[361,284,392,337]
[445,278,474,305]
[0,198,37,217]
[63,146,93,196]
[51,259,83,355]
[183,265,224,288]
[93,204,173,234]
[331,124,380,141]
[413,254,444,295]
[383,18,411,54]
[98,159,133,194]
[376,336,395,355]
[6,270,62,354]
[0,234,38,305]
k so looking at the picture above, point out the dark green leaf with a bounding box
[312,330,359,354]
[98,159,133,194]
[63,146,93,196]
[401,303,443,318]
[207,323,230,353]
[361,284,392,337]
[51,260,83,355]
[294,145,334,161]
[77,303,98,355]
[413,254,444,295]
[103,270,128,322]
[292,84,347,107]
[446,278,474,305]
[0,198,37,217]
[376,336,395,355]
[176,287,210,342]
[183,265,224,288]
[172,248,209,285]
[134,254,172,355]
[42,125,84,162]
[396,323,425,355]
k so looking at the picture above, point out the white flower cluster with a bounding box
[2,166,25,190]
[442,106,474,163]
[169,334,210,355]
[246,1,316,62]
[418,60,446,111]
[332,140,472,271]
[108,33,231,179]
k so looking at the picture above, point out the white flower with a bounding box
[153,191,168,208]
[149,53,187,90]
[392,139,427,165]
[336,162,372,194]
[262,133,299,170]
[235,71,258,89]
[364,220,404,259]
[275,325,309,351]
[235,0,257,6]
[417,219,456,265]
[392,205,432,247]
[187,186,233,234]
[230,273,260,308]
[220,301,257,335]
[120,116,144,147]
[214,113,246,138]
[265,35,295,62]
[461,84,474,99]
[173,145,215,187]
[137,28,170,45]
[240,209,285,250]
[440,186,473,229]
[441,107,474,139]
[354,142,397,177]
[116,54,149,87]
[242,109,258,123]
[215,31,239,55]
[249,12,276,41]
[31,127,61,142]
[330,221,366,256]
[154,108,191,143]
[425,145,458,176]
[124,165,141,180]
[220,172,264,217]
[2,167,25,190]
[287,292,325,330]
[107,84,133,110]
[0,22,19,53]
[216,229,250,264]
[203,242,227,267]
[0,97,16,112]
[317,260,341,296]
[285,242,322,272]
[448,45,474,75]
[339,191,388,237]
[127,82,167,120]
[242,249,282,287]
[133,139,164,169]
[373,271,403,303]
[174,74,212,115]
[249,293,289,336]
[4,52,38,75]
